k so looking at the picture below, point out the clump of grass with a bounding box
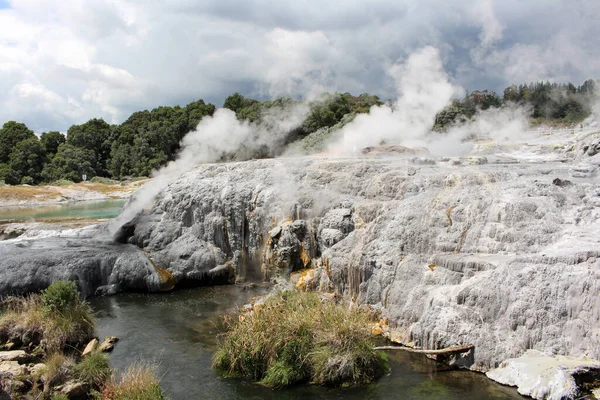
[99,361,166,400]
[0,281,95,352]
[73,353,111,388]
[212,290,389,388]
[38,352,75,388]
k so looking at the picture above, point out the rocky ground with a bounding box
[0,337,119,399]
[0,130,599,398]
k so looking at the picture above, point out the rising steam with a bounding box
[332,46,460,155]
[108,44,573,236]
[107,103,308,236]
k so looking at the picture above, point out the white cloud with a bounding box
[0,0,598,132]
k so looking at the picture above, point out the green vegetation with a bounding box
[0,281,94,352]
[41,280,80,313]
[99,361,166,400]
[0,281,167,399]
[73,353,111,388]
[434,79,598,131]
[0,78,597,185]
[39,352,74,390]
[213,290,389,388]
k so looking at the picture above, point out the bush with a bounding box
[73,353,111,388]
[213,290,389,388]
[20,176,34,185]
[0,282,95,352]
[99,361,166,400]
[41,281,80,314]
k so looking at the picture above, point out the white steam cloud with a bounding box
[327,45,533,157]
[107,102,308,235]
[332,46,460,154]
[107,43,555,236]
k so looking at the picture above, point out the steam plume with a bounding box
[331,46,460,155]
[107,103,308,236]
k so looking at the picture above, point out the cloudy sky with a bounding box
[0,0,598,132]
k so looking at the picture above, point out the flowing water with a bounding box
[91,286,524,400]
[0,200,126,222]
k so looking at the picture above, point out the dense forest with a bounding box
[0,79,597,185]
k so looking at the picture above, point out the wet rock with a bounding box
[81,339,98,357]
[98,336,119,353]
[95,284,120,296]
[263,219,317,278]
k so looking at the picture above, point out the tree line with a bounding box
[434,79,598,131]
[0,79,597,185]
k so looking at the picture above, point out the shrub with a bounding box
[51,393,70,400]
[20,176,34,185]
[212,290,389,388]
[0,282,95,352]
[99,361,166,400]
[41,281,80,314]
[73,353,111,388]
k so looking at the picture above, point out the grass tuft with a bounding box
[213,290,389,388]
[99,361,166,400]
[73,352,111,388]
[39,352,75,388]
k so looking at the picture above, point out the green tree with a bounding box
[0,164,10,182]
[40,131,66,158]
[223,93,247,114]
[67,119,113,176]
[110,99,215,177]
[0,121,36,164]
[185,99,216,130]
[42,143,96,183]
[5,138,46,184]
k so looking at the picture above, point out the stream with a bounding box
[91,286,524,400]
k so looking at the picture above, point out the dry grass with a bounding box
[0,180,144,202]
[213,290,389,388]
[0,185,61,201]
[99,361,166,400]
[39,352,75,388]
[0,294,95,353]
